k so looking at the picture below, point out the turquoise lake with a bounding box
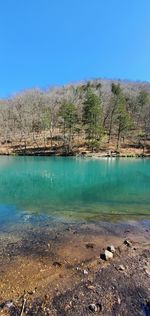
[0,156,150,227]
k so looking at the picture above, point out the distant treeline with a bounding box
[0,79,150,153]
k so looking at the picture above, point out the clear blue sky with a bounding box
[0,0,150,97]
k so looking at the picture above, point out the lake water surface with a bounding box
[0,156,150,229]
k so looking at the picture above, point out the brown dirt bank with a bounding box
[0,138,150,158]
[0,220,150,315]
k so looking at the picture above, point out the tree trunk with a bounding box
[116,126,121,150]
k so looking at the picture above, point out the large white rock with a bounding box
[107,245,115,253]
[104,250,113,261]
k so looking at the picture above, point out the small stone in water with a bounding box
[107,245,115,253]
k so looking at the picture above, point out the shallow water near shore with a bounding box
[0,156,150,315]
[0,156,150,231]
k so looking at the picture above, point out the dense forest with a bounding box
[0,79,150,156]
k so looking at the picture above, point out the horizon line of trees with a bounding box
[0,81,150,153]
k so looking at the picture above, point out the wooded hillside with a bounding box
[0,79,150,156]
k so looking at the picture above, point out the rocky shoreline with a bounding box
[0,151,150,158]
[0,219,150,315]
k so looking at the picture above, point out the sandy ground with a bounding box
[0,219,150,315]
